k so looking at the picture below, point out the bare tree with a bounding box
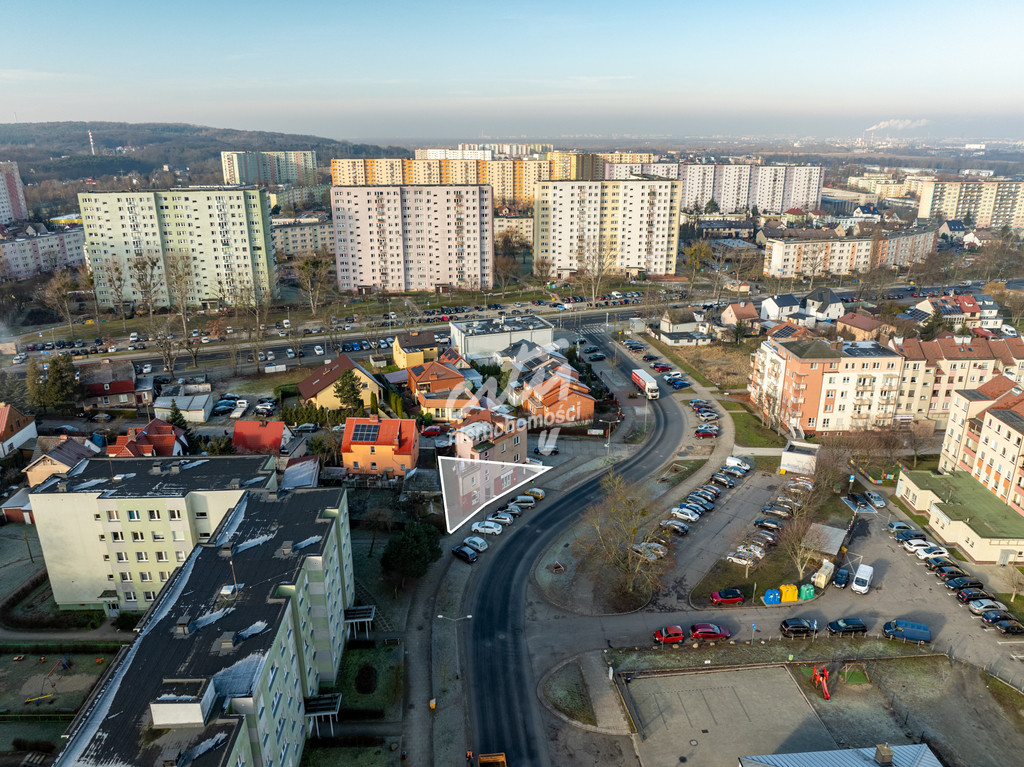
[801,248,828,292]
[574,238,619,306]
[683,240,711,291]
[575,472,671,604]
[163,250,195,341]
[39,269,77,338]
[496,229,530,264]
[76,264,101,326]
[295,248,333,318]
[1008,567,1024,603]
[778,517,818,580]
[897,420,932,469]
[365,505,396,557]
[532,255,553,284]
[130,252,162,328]
[994,291,1024,328]
[493,255,520,293]
[99,258,131,331]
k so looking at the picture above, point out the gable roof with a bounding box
[408,360,465,387]
[943,219,966,231]
[232,420,289,454]
[340,416,417,455]
[767,321,814,340]
[766,294,800,307]
[25,436,97,472]
[297,354,376,400]
[106,418,187,458]
[803,287,844,308]
[725,302,759,321]
[837,312,882,332]
[781,338,846,359]
[0,402,33,440]
[78,359,136,387]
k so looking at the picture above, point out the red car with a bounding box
[421,425,442,437]
[653,625,687,644]
[694,430,718,439]
[710,589,745,606]
[689,623,731,641]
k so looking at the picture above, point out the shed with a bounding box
[154,394,213,424]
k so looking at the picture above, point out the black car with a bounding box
[895,530,926,543]
[761,505,793,519]
[981,610,1016,625]
[945,577,985,592]
[826,617,867,636]
[994,620,1024,635]
[642,354,659,362]
[847,493,868,510]
[934,566,969,581]
[451,545,478,564]
[755,517,784,531]
[588,353,606,362]
[833,568,850,589]
[750,530,778,547]
[583,346,600,354]
[711,473,736,488]
[955,588,993,604]
[533,446,559,455]
[924,556,956,571]
[686,496,714,512]
[780,618,817,638]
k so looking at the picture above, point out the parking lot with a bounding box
[628,666,836,767]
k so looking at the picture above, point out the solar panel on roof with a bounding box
[350,423,380,442]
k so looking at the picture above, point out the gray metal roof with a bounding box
[740,743,943,767]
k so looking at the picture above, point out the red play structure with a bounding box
[812,666,830,700]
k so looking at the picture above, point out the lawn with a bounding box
[753,456,781,475]
[889,494,931,528]
[731,412,787,448]
[542,661,597,726]
[691,552,806,608]
[226,367,312,396]
[334,644,404,721]
[720,400,748,412]
[300,745,390,767]
[0,652,109,716]
[659,459,707,486]
[655,338,759,390]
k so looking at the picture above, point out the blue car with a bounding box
[671,380,691,389]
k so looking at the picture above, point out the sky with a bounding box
[3,0,1024,141]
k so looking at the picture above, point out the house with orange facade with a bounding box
[340,416,419,477]
[408,360,476,422]
[522,376,595,425]
[453,407,526,464]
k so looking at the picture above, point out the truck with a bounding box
[631,369,660,400]
[230,399,249,419]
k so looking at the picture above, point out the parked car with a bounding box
[749,530,778,547]
[471,521,503,536]
[833,568,850,589]
[887,521,913,536]
[588,353,606,361]
[720,465,747,479]
[710,588,745,606]
[726,551,756,566]
[694,429,718,439]
[735,544,766,560]
[882,619,931,643]
[711,473,736,488]
[653,625,687,644]
[755,518,784,531]
[969,599,1008,615]
[895,530,927,543]
[826,618,867,636]
[670,507,701,523]
[534,446,559,455]
[421,425,442,437]
[981,610,1016,625]
[632,542,668,561]
[451,545,478,564]
[916,546,949,560]
[583,346,600,354]
[671,380,691,390]
[924,557,956,571]
[955,588,993,604]
[761,505,792,519]
[994,620,1024,635]
[660,519,689,536]
[689,623,731,641]
[293,423,318,433]
[780,618,817,638]
[903,539,935,554]
[865,491,886,508]
[487,512,515,526]
[314,345,325,355]
[463,536,488,553]
[944,577,985,592]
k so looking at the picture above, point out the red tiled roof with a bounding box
[725,302,759,321]
[340,416,417,456]
[86,380,135,396]
[232,420,288,454]
[106,418,185,457]
[838,312,882,332]
[0,402,33,441]
[297,354,373,400]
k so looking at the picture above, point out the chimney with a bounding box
[229,478,240,489]
[874,744,893,766]
[170,462,180,475]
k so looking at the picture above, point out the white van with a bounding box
[1002,324,1018,338]
[129,332,139,343]
[512,495,536,508]
[851,564,874,594]
[610,291,623,299]
[282,319,291,329]
[726,456,751,472]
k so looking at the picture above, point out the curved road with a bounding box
[465,368,686,765]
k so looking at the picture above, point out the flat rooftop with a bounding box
[451,315,553,335]
[33,456,275,498]
[57,487,346,767]
[902,470,1024,539]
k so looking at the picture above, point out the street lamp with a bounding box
[436,614,472,688]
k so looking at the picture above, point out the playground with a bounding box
[0,651,107,716]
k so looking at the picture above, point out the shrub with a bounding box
[12,738,56,753]
[354,664,378,694]
[114,612,143,631]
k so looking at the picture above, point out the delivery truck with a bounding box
[631,369,660,399]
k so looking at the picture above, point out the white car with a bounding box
[314,345,325,355]
[669,507,701,523]
[487,512,514,526]
[266,351,275,361]
[108,345,118,353]
[736,544,766,560]
[286,348,296,358]
[471,521,503,536]
[865,491,886,508]
[903,538,934,554]
[726,551,757,566]
[916,546,949,560]
[632,542,668,561]
[141,363,152,374]
[663,372,683,381]
[463,536,489,553]
[969,599,1007,615]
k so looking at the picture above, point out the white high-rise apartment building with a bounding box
[79,187,276,308]
[331,185,494,293]
[533,180,681,277]
[604,163,823,214]
[0,161,28,224]
[917,179,1024,229]
[415,148,493,161]
[220,150,318,186]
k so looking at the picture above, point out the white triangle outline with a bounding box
[438,456,552,534]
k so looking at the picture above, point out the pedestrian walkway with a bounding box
[577,651,632,735]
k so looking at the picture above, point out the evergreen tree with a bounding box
[704,198,720,214]
[200,434,235,455]
[333,370,363,412]
[45,354,81,416]
[166,399,196,452]
[0,371,29,412]
[380,521,442,587]
[369,391,379,414]
[25,358,46,413]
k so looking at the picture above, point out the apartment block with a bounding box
[267,183,331,210]
[940,376,1024,513]
[604,163,823,214]
[416,147,492,161]
[221,150,318,186]
[763,228,937,278]
[533,180,680,277]
[79,187,277,308]
[888,336,1024,431]
[917,179,1024,229]
[331,185,493,292]
[749,338,904,435]
[55,487,355,767]
[272,219,335,257]
[0,222,85,279]
[30,455,276,613]
[0,161,28,224]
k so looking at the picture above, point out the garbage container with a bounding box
[799,583,815,601]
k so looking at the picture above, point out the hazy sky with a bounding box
[3,0,1023,141]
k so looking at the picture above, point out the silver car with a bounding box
[463,536,489,553]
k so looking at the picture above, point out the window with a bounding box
[156,551,168,562]
[120,572,131,582]
[127,510,140,522]
[107,510,119,521]
[123,591,136,602]
[116,552,128,563]
[111,531,123,542]
[132,531,144,542]
[139,571,152,582]
[195,511,207,519]
[143,591,156,602]
[136,552,148,562]
[169,509,181,521]
[176,551,185,562]
[148,510,161,521]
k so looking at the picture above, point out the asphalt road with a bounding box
[464,351,686,766]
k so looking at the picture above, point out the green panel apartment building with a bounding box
[55,487,357,766]
[79,187,277,309]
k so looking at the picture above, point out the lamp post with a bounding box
[437,614,472,687]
